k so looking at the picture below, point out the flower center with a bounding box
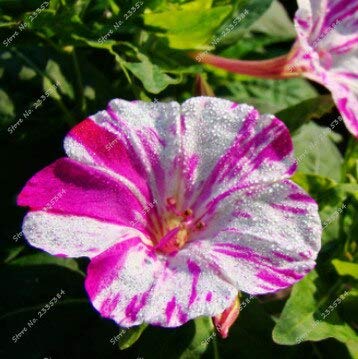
[154,197,205,255]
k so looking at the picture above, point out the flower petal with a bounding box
[92,98,295,212]
[22,212,146,258]
[188,180,321,294]
[93,99,182,216]
[64,118,153,205]
[329,81,358,137]
[179,97,295,214]
[86,238,237,327]
[296,0,358,48]
[17,158,153,235]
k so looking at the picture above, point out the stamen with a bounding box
[156,203,203,254]
[182,209,193,217]
[196,221,205,230]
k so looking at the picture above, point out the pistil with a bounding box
[155,198,205,254]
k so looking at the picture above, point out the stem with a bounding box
[194,74,215,96]
[212,337,220,359]
[107,47,133,85]
[189,51,301,79]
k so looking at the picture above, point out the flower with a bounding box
[190,0,358,137]
[18,97,321,328]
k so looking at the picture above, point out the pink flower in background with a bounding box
[191,0,358,137]
[18,97,321,329]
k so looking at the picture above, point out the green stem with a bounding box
[212,337,220,359]
[108,46,132,85]
[209,319,220,359]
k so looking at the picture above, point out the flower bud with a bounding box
[213,296,240,338]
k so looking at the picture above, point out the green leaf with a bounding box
[332,260,358,279]
[71,0,92,17]
[124,52,182,94]
[18,65,37,80]
[276,95,335,133]
[48,0,62,11]
[118,324,148,350]
[0,88,15,127]
[343,138,358,183]
[118,317,213,357]
[9,252,83,275]
[43,59,75,100]
[119,316,214,358]
[293,122,343,181]
[144,1,232,49]
[179,317,214,359]
[273,271,357,347]
[223,77,318,114]
[249,0,296,38]
[220,32,290,60]
[292,172,337,199]
[213,0,274,47]
[342,194,358,259]
[1,244,25,264]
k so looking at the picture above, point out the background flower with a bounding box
[292,0,358,137]
[190,0,358,137]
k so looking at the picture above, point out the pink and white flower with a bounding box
[18,97,321,328]
[191,0,358,137]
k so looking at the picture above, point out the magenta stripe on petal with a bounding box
[297,17,310,29]
[288,192,316,203]
[257,270,292,288]
[232,210,252,219]
[196,116,293,212]
[330,37,358,54]
[270,203,307,215]
[337,71,358,79]
[177,305,189,324]
[85,237,143,299]
[187,260,201,306]
[67,119,151,200]
[214,248,271,267]
[165,297,176,324]
[125,290,151,322]
[99,294,120,316]
[272,251,296,263]
[269,267,304,280]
